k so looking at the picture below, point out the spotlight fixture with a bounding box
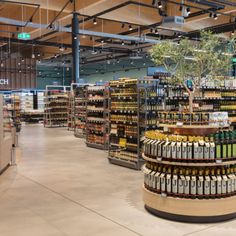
[59,46,65,52]
[152,0,156,5]
[232,30,235,36]
[209,12,213,18]
[121,23,125,28]
[129,24,133,31]
[101,39,104,43]
[74,36,77,40]
[131,60,134,65]
[38,59,41,63]
[213,13,218,20]
[82,34,86,39]
[0,61,4,68]
[18,62,21,66]
[19,70,22,73]
[121,41,125,46]
[155,28,158,34]
[179,5,183,11]
[186,7,191,15]
[21,58,24,62]
[143,62,146,66]
[158,1,162,8]
[93,18,97,25]
[37,53,41,57]
[150,28,154,33]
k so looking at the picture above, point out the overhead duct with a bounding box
[0,17,160,44]
[187,0,225,10]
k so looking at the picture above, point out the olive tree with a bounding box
[150,31,232,112]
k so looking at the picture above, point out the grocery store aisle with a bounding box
[0,124,236,236]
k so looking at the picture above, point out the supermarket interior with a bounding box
[1,0,236,235]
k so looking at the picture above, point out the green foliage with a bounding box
[149,31,232,87]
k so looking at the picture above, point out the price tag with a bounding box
[119,138,127,148]
[176,122,183,127]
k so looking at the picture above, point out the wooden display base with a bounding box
[143,186,236,223]
[158,124,223,136]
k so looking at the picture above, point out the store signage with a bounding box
[0,79,9,85]
[18,32,30,40]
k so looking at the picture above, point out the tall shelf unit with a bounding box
[44,90,68,128]
[67,92,75,130]
[85,85,108,149]
[74,85,87,138]
[108,78,157,170]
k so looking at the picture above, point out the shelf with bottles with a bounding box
[44,91,68,128]
[108,78,157,169]
[67,93,75,131]
[142,113,236,222]
[86,85,108,149]
[74,86,87,138]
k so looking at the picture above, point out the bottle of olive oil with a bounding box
[166,167,172,194]
[216,168,222,196]
[221,168,228,196]
[178,168,185,195]
[204,169,211,197]
[211,168,217,197]
[160,166,166,193]
[197,169,204,197]
[184,169,190,195]
[190,169,197,197]
[215,132,222,160]
[172,167,178,195]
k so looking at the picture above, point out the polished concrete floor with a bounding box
[0,124,236,236]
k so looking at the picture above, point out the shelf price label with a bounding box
[119,138,127,148]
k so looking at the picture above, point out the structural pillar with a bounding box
[72,13,80,83]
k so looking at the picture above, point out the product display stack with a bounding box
[142,110,236,222]
[85,85,108,149]
[44,91,68,128]
[74,86,87,138]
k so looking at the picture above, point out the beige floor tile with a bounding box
[0,124,234,236]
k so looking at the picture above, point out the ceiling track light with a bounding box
[232,30,235,36]
[158,1,162,9]
[129,24,133,31]
[93,18,97,25]
[209,12,213,18]
[121,41,125,45]
[150,28,154,33]
[214,13,218,20]
[186,7,191,16]
[121,23,125,28]
[179,5,183,11]
[155,28,158,34]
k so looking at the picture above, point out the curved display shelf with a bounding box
[143,186,236,223]
[158,124,227,136]
[142,153,236,167]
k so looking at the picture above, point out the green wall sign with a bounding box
[18,32,30,40]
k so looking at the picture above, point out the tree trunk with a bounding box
[189,92,194,113]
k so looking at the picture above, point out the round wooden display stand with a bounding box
[143,186,236,223]
[143,124,236,223]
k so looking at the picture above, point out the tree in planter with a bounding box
[150,31,232,112]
